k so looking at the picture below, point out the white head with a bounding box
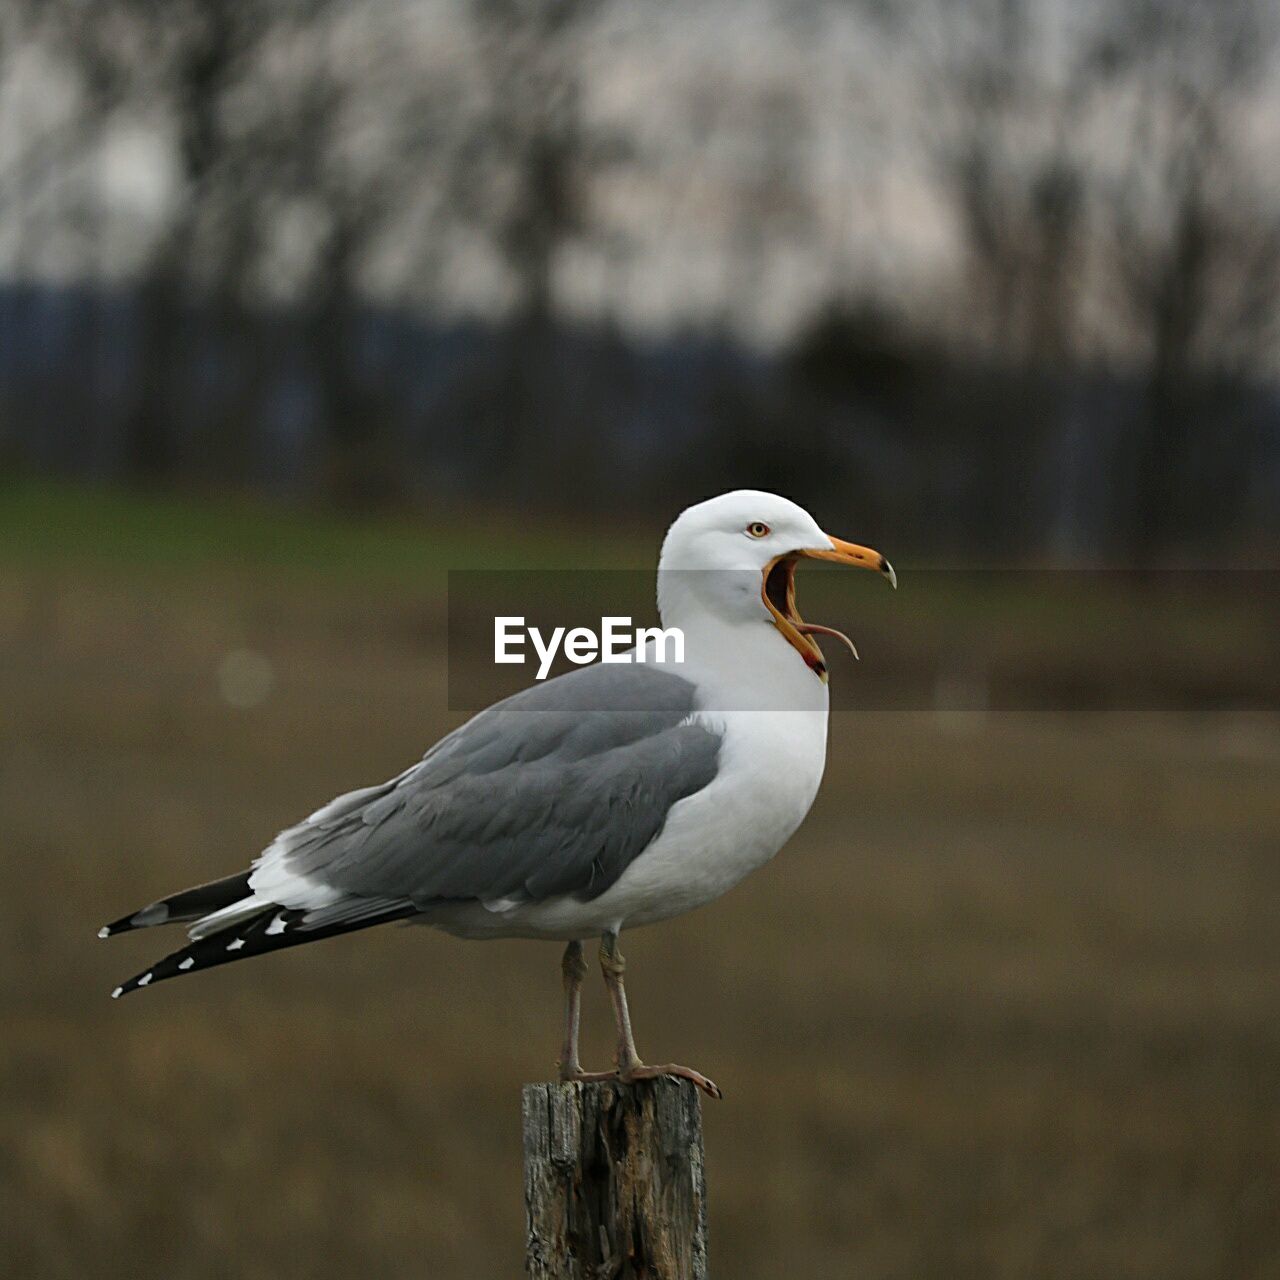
[657,490,895,683]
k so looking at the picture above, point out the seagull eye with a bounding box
[746,521,771,538]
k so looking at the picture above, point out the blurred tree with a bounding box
[1089,0,1280,558]
[1,0,1276,554]
[457,0,611,506]
[31,0,287,483]
[120,0,259,481]
[267,30,436,508]
[31,0,465,502]
[851,0,1280,558]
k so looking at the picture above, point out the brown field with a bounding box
[2,491,1279,1278]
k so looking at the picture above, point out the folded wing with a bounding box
[106,663,722,996]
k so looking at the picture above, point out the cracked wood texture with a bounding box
[522,1079,709,1279]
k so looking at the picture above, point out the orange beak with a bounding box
[761,538,896,680]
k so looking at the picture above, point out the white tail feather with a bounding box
[187,895,271,940]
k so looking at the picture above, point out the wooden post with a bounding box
[522,1079,709,1279]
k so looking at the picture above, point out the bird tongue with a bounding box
[794,622,859,662]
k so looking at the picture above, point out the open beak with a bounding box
[761,538,896,680]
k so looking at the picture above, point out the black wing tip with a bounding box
[111,949,197,997]
[99,918,139,939]
[100,873,255,942]
[107,899,420,1002]
[107,906,317,1001]
[110,936,220,1000]
[99,903,169,938]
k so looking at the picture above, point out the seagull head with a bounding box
[657,490,895,681]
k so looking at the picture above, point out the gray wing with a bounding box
[250,663,722,915]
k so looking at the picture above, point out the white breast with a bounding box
[601,705,829,928]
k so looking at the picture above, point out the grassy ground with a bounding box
[2,483,1278,1277]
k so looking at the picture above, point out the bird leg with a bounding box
[556,938,631,1086]
[556,940,590,1080]
[598,930,722,1100]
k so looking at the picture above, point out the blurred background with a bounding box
[2,0,1278,1276]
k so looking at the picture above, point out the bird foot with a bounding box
[558,1063,722,1099]
[558,1065,619,1085]
[620,1062,722,1100]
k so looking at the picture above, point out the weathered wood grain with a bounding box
[522,1079,708,1279]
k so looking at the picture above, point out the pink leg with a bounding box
[599,931,722,1100]
[557,940,591,1080]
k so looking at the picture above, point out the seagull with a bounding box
[100,490,894,1098]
